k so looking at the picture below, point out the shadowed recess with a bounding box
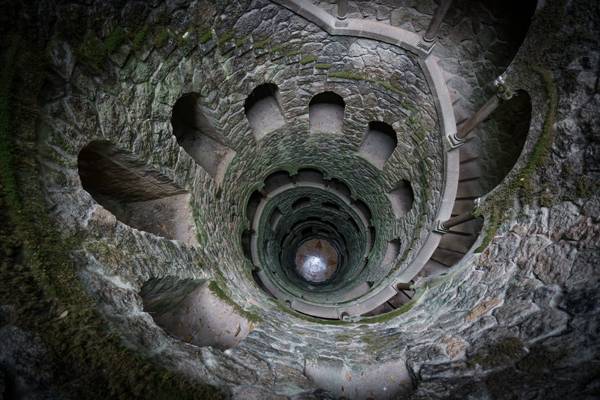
[78,141,197,245]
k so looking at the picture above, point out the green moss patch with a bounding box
[328,70,405,95]
[198,30,213,44]
[517,344,567,372]
[469,337,526,368]
[328,70,365,81]
[104,27,127,53]
[359,288,424,324]
[76,31,107,73]
[153,27,171,48]
[208,281,262,323]
[132,25,149,50]
[299,55,318,65]
[217,30,235,47]
[285,49,301,57]
[252,36,271,49]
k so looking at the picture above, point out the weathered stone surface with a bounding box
[1,0,599,399]
[0,326,58,400]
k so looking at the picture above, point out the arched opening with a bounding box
[263,170,293,193]
[326,178,352,198]
[353,199,372,224]
[246,191,263,223]
[292,197,311,210]
[309,91,345,134]
[78,141,197,245]
[438,91,532,269]
[171,93,235,183]
[388,180,414,219]
[368,226,376,252]
[244,83,285,140]
[269,208,283,230]
[477,90,532,193]
[295,168,325,185]
[382,239,401,266]
[140,277,252,350]
[241,229,253,260]
[358,121,398,169]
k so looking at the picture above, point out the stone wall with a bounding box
[0,0,598,399]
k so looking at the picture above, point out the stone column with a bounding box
[436,211,477,233]
[423,0,453,42]
[456,95,500,139]
[337,0,348,20]
[451,76,514,144]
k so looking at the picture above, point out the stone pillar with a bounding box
[423,0,453,42]
[337,0,348,20]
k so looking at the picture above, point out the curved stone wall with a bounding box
[1,1,599,400]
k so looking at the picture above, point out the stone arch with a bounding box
[295,168,325,184]
[244,83,286,140]
[78,141,197,245]
[140,277,252,350]
[246,190,263,222]
[382,239,401,266]
[326,177,352,198]
[263,170,294,193]
[358,121,398,169]
[171,93,235,183]
[388,180,414,219]
[292,196,311,210]
[477,90,533,193]
[309,91,345,134]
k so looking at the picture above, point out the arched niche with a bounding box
[368,226,376,252]
[292,197,311,210]
[382,239,401,266]
[78,141,197,245]
[309,91,345,134]
[140,277,253,350]
[477,90,532,193]
[244,83,286,140]
[326,178,352,199]
[269,207,283,230]
[263,170,293,193]
[352,199,372,225]
[358,121,398,169]
[171,93,235,183]
[246,191,263,223]
[295,168,325,185]
[241,229,253,260]
[388,180,414,219]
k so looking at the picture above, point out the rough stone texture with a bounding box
[315,0,537,194]
[0,307,59,400]
[1,0,599,399]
